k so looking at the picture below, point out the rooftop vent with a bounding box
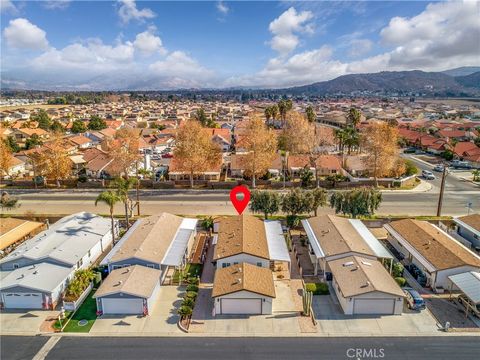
[361,261,372,266]
[343,261,354,267]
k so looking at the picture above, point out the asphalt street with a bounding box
[2,336,480,360]
[3,157,478,217]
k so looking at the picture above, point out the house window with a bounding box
[256,262,263,267]
[87,250,91,258]
[222,263,230,268]
[147,264,155,268]
[233,262,239,265]
[76,259,83,268]
[13,263,19,269]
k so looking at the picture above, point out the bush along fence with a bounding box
[63,282,93,312]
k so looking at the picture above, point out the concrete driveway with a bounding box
[90,286,184,335]
[0,310,58,335]
[195,281,301,335]
[313,295,440,336]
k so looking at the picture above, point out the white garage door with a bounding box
[353,298,395,315]
[220,298,262,314]
[3,293,43,309]
[102,298,144,314]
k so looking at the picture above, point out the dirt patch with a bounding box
[425,297,478,330]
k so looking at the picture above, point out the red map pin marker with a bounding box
[229,185,251,215]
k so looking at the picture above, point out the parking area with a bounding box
[313,295,440,335]
[0,309,59,335]
[191,280,301,335]
[90,286,184,334]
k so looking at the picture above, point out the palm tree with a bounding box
[343,126,360,154]
[95,190,120,247]
[347,108,362,127]
[113,177,138,229]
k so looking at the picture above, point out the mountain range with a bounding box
[1,67,480,96]
[281,68,480,96]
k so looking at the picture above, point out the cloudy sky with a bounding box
[1,0,479,90]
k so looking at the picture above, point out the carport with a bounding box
[448,271,480,315]
[264,220,291,273]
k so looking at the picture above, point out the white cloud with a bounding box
[216,1,229,15]
[43,1,71,10]
[3,18,49,50]
[117,0,156,25]
[229,0,480,88]
[133,26,166,56]
[149,51,213,82]
[380,0,480,70]
[348,38,373,58]
[268,7,313,56]
[31,38,135,74]
[1,0,17,14]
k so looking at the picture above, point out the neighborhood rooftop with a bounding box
[214,215,270,261]
[212,262,276,298]
[302,215,391,259]
[387,219,480,271]
[454,214,480,235]
[101,213,197,266]
[0,263,73,293]
[93,265,161,299]
[0,212,111,267]
[328,256,404,298]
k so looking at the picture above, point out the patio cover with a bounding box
[349,219,393,259]
[264,220,290,262]
[448,271,480,304]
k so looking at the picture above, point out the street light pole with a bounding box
[436,164,448,217]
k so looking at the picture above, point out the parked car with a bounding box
[433,164,445,172]
[451,160,472,169]
[421,170,435,180]
[456,294,480,318]
[404,147,417,154]
[403,287,426,310]
[162,153,173,158]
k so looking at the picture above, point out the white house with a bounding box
[0,212,114,310]
[453,214,480,251]
[212,262,275,315]
[301,215,393,277]
[213,215,290,271]
[0,263,73,310]
[0,212,114,272]
[101,213,198,283]
[93,265,161,315]
[328,256,404,315]
[385,219,480,292]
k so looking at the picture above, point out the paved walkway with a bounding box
[189,237,215,333]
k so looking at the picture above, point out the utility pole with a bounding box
[436,165,448,217]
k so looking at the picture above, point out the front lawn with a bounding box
[63,290,97,333]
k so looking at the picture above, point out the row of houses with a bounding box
[2,211,479,319]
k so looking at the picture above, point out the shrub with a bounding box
[187,276,199,285]
[286,215,300,228]
[185,291,197,300]
[395,277,406,287]
[177,305,193,318]
[182,298,195,308]
[186,285,199,292]
[78,174,88,183]
[392,262,404,278]
[305,282,329,295]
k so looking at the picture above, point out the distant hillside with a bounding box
[455,71,480,89]
[442,66,480,77]
[282,70,479,96]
